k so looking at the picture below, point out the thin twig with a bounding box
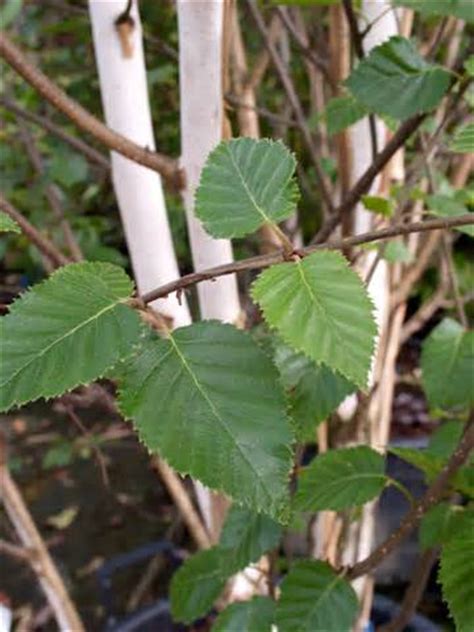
[0,436,85,631]
[17,119,83,262]
[0,193,70,268]
[347,415,474,580]
[0,32,183,189]
[274,7,335,92]
[377,547,439,632]
[0,96,110,170]
[246,0,335,215]
[225,93,297,128]
[0,539,34,563]
[442,236,468,327]
[141,214,474,304]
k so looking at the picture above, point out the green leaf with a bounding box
[171,507,281,624]
[465,56,474,77]
[118,321,293,520]
[439,530,474,632]
[276,561,358,632]
[213,596,275,632]
[219,505,282,569]
[251,250,377,389]
[274,344,355,441]
[392,0,474,23]
[383,240,413,263]
[50,152,88,187]
[0,262,141,412]
[294,446,387,511]
[0,211,20,234]
[361,195,394,218]
[427,421,464,460]
[325,95,367,136]
[427,194,474,237]
[420,503,473,550]
[451,122,474,154]
[0,0,22,28]
[345,36,451,120]
[170,548,226,624]
[421,318,474,410]
[195,138,299,238]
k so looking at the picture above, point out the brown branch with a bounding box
[141,214,474,305]
[17,120,83,262]
[347,415,474,580]
[0,32,183,189]
[0,193,70,268]
[313,113,426,243]
[225,93,297,128]
[274,7,336,93]
[0,539,34,563]
[377,547,439,632]
[0,437,85,631]
[0,96,110,170]
[246,0,335,215]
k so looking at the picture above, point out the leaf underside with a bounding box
[276,561,358,632]
[294,446,387,511]
[345,36,451,120]
[118,321,293,520]
[195,137,299,238]
[0,262,141,412]
[252,250,377,389]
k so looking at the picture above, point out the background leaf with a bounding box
[274,343,355,441]
[421,318,474,410]
[361,195,394,218]
[392,0,474,23]
[0,262,141,412]
[325,95,367,136]
[251,250,377,388]
[450,122,474,154]
[427,194,473,237]
[196,138,299,238]
[345,36,451,120]
[276,561,358,632]
[0,211,20,233]
[294,446,387,511]
[213,596,275,632]
[118,321,293,520]
[171,506,281,623]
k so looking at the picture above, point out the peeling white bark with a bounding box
[88,0,190,328]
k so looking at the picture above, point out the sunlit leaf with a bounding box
[0,211,20,233]
[439,529,474,631]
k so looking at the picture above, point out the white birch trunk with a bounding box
[178,0,241,325]
[177,0,242,537]
[88,0,191,328]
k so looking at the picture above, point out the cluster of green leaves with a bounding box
[1,132,472,629]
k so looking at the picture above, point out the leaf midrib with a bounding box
[168,333,272,502]
[1,299,123,391]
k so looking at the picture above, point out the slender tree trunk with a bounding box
[88,0,190,327]
[177,0,242,541]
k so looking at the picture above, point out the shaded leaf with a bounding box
[276,561,358,632]
[170,548,226,624]
[118,321,293,520]
[393,0,474,23]
[196,138,299,239]
[345,36,451,120]
[361,195,394,217]
[383,240,413,263]
[439,530,474,631]
[427,194,473,237]
[450,122,474,154]
[213,596,275,632]
[219,505,282,569]
[427,421,464,460]
[420,504,474,550]
[251,250,377,388]
[0,262,142,412]
[421,318,474,410]
[50,152,88,187]
[294,446,387,511]
[326,95,367,136]
[0,211,20,233]
[274,343,355,441]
